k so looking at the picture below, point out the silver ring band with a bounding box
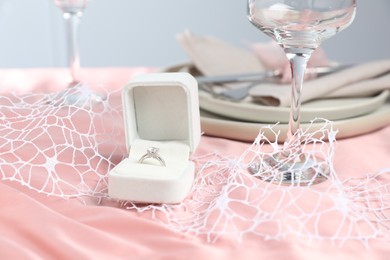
[138,147,166,167]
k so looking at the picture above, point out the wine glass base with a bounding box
[49,82,106,108]
[248,153,329,186]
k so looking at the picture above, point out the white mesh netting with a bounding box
[0,86,389,246]
[0,85,126,199]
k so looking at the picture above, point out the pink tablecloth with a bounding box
[0,68,389,259]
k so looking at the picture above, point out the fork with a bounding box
[198,64,351,102]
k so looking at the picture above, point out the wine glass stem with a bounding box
[63,12,82,85]
[285,50,313,143]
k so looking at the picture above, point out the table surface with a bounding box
[0,68,389,259]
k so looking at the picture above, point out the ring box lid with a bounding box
[122,72,201,154]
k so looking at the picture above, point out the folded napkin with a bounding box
[178,31,390,107]
[177,30,265,76]
[249,60,390,106]
[251,41,330,83]
[177,31,330,81]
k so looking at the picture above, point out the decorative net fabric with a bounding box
[0,86,389,246]
[0,86,125,199]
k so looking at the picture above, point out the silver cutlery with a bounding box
[196,64,352,102]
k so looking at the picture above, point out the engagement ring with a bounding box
[138,147,166,167]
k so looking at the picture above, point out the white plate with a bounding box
[199,90,389,123]
[200,102,390,142]
[162,62,389,123]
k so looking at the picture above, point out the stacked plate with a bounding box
[163,63,390,142]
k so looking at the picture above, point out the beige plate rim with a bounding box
[200,102,390,142]
[162,62,389,124]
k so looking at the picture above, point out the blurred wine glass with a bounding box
[247,0,356,185]
[55,0,86,86]
[52,0,103,106]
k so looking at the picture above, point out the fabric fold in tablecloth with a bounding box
[0,68,389,259]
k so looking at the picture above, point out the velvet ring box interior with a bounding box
[108,72,201,204]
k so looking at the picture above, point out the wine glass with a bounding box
[247,0,356,185]
[53,0,103,106]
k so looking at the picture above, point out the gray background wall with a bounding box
[0,0,389,68]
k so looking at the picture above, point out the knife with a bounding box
[195,64,352,85]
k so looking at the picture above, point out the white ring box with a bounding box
[108,72,201,204]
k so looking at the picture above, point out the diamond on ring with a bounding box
[138,147,166,167]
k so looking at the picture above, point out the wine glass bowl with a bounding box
[247,1,356,51]
[247,0,356,185]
